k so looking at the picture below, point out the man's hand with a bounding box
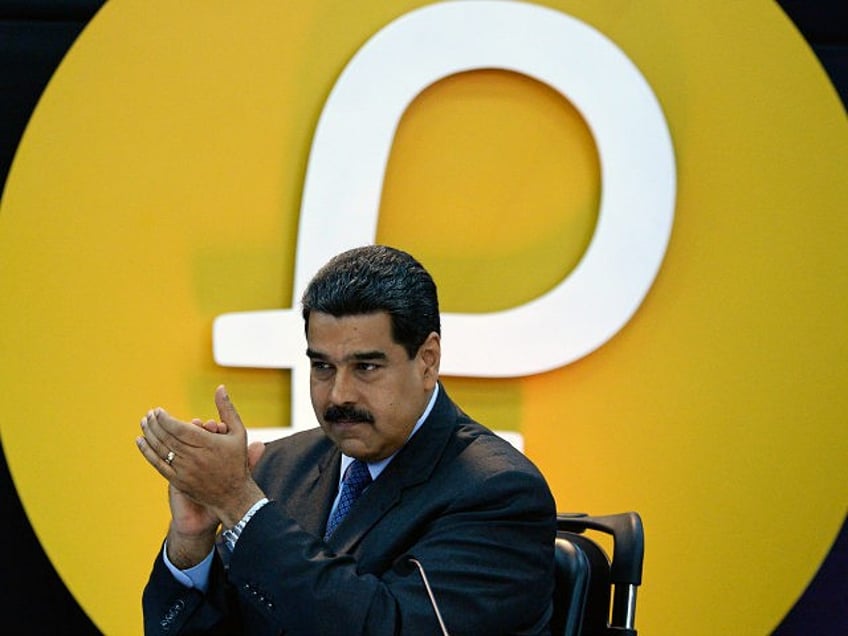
[190,413,267,472]
[136,386,267,564]
[165,483,222,569]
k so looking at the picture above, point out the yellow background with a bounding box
[1,1,846,634]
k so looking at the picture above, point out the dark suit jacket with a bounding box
[143,386,556,635]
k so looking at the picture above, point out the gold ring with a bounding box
[165,450,175,465]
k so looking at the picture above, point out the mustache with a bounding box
[323,404,375,424]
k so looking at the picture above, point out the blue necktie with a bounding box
[324,460,372,540]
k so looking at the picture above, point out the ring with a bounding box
[165,450,175,465]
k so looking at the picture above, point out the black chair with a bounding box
[550,512,645,636]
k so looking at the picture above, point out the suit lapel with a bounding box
[285,444,341,537]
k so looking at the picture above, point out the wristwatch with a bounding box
[222,497,269,551]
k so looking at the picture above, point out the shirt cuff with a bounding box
[162,542,215,593]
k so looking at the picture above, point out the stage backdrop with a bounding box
[0,1,845,634]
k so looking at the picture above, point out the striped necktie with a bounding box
[324,460,372,540]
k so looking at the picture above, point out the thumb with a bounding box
[214,385,245,435]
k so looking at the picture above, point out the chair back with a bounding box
[551,512,644,636]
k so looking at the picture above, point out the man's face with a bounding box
[306,311,440,462]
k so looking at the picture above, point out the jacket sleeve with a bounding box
[142,544,241,635]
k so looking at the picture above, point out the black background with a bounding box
[1,1,845,633]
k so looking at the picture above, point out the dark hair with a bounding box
[301,245,440,358]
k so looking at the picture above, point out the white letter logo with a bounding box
[213,1,676,438]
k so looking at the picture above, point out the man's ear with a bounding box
[418,332,441,387]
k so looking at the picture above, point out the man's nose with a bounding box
[329,369,356,404]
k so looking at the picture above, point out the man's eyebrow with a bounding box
[305,348,388,361]
[352,350,388,361]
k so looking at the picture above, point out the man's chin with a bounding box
[338,441,373,462]
[327,427,368,455]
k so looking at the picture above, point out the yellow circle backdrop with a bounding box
[0,1,845,634]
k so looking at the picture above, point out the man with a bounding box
[137,245,556,635]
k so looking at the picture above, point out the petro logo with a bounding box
[212,1,675,438]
